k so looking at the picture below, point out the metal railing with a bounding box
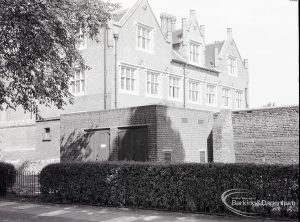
[11,171,41,197]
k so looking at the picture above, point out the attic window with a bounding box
[228,56,237,76]
[189,41,200,63]
[137,24,153,52]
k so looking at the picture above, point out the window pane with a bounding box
[126,78,130,90]
[75,71,80,80]
[76,81,80,93]
[81,71,85,79]
[71,82,75,94]
[121,77,125,89]
[81,80,85,92]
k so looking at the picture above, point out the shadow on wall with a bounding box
[112,105,185,162]
[207,131,213,162]
[61,105,185,162]
[61,130,94,162]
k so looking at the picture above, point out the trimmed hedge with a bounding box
[40,162,299,218]
[0,162,16,195]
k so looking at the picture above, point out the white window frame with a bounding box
[188,80,201,103]
[168,75,181,100]
[206,84,217,106]
[136,23,153,53]
[120,65,137,94]
[222,88,231,108]
[189,41,200,64]
[146,71,160,97]
[70,69,86,96]
[235,91,243,109]
[228,56,238,76]
[77,27,87,50]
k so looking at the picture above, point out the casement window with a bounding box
[137,24,152,51]
[189,42,200,63]
[78,27,87,50]
[169,76,180,99]
[70,70,85,95]
[222,88,231,107]
[121,66,136,92]
[147,72,159,95]
[199,151,206,163]
[207,85,216,105]
[235,91,243,109]
[228,56,237,76]
[164,151,172,162]
[189,81,200,102]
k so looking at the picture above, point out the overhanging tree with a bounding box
[0,0,119,114]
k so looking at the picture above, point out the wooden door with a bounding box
[118,127,147,161]
[86,130,110,161]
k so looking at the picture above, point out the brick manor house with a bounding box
[1,0,297,167]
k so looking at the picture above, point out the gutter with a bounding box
[172,59,220,74]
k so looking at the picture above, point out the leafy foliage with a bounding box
[0,0,118,113]
[40,162,299,218]
[0,162,16,195]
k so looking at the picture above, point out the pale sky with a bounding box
[109,0,299,108]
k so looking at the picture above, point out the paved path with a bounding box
[0,200,282,222]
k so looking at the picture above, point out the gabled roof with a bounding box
[112,0,169,43]
[172,29,182,44]
[113,8,129,22]
[205,41,225,68]
[172,50,186,63]
[113,0,143,26]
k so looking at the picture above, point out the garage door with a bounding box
[86,130,110,161]
[118,127,147,161]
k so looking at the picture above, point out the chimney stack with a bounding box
[227,28,233,37]
[160,13,177,43]
[182,18,188,59]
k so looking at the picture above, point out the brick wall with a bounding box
[212,109,235,163]
[60,105,214,163]
[232,106,299,164]
[60,105,157,162]
[156,106,213,162]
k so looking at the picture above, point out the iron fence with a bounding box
[11,171,41,197]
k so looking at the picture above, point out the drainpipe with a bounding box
[113,34,119,109]
[183,64,186,108]
[103,26,107,110]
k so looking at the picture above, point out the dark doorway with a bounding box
[118,127,148,161]
[86,130,110,161]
